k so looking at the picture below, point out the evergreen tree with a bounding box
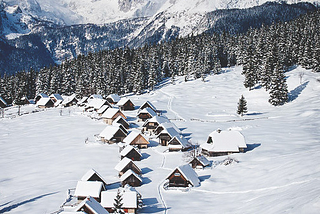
[113,189,125,214]
[237,95,248,116]
[268,63,288,106]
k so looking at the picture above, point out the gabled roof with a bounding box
[117,98,133,106]
[81,169,108,186]
[143,115,170,127]
[169,164,200,187]
[101,190,137,209]
[89,94,103,100]
[78,96,88,105]
[157,126,180,139]
[120,169,142,182]
[156,122,181,134]
[101,108,125,119]
[200,129,247,152]
[74,181,105,198]
[62,94,77,105]
[168,136,191,149]
[107,94,121,103]
[99,125,127,141]
[0,96,7,106]
[113,115,130,127]
[36,97,54,106]
[193,155,210,167]
[50,93,64,101]
[74,196,109,214]
[139,101,157,112]
[35,93,49,99]
[97,105,109,115]
[114,157,141,173]
[120,145,142,157]
[137,107,156,117]
[123,131,148,145]
[86,99,110,110]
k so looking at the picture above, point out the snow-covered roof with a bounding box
[36,97,53,106]
[200,130,247,152]
[139,101,157,112]
[81,169,108,186]
[86,99,110,110]
[120,145,142,157]
[35,93,49,99]
[137,107,156,117]
[0,96,7,106]
[170,164,200,187]
[168,136,191,149]
[101,190,137,209]
[74,181,104,198]
[78,96,88,104]
[99,125,126,141]
[89,94,103,100]
[194,155,210,167]
[62,94,77,105]
[74,196,109,214]
[142,115,170,127]
[113,115,129,127]
[117,98,132,106]
[101,108,124,119]
[115,157,140,172]
[156,122,181,134]
[107,94,121,103]
[120,169,142,182]
[157,126,180,139]
[123,131,147,145]
[97,105,109,114]
[50,93,64,101]
[54,99,63,107]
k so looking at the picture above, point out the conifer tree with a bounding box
[268,63,288,106]
[237,95,248,116]
[113,189,125,214]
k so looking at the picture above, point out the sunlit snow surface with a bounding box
[1,66,320,213]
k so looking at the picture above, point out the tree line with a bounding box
[0,10,319,106]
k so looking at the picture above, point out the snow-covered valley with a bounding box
[1,66,320,213]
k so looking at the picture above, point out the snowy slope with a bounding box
[1,66,320,213]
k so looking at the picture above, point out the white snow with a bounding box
[74,181,104,198]
[1,66,320,213]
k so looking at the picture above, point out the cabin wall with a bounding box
[131,136,148,149]
[138,113,151,121]
[122,175,141,187]
[168,169,189,187]
[159,134,171,146]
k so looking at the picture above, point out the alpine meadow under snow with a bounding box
[1,66,320,213]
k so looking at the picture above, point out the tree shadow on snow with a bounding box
[288,81,309,102]
[0,192,58,213]
[246,112,263,116]
[245,143,261,153]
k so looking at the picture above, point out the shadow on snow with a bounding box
[288,81,309,102]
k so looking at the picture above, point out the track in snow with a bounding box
[160,89,186,122]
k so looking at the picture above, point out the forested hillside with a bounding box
[0,10,319,106]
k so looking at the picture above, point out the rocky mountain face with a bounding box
[0,0,318,76]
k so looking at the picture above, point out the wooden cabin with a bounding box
[97,105,109,116]
[81,168,108,187]
[106,94,121,104]
[101,190,138,214]
[101,108,127,125]
[72,196,109,214]
[137,107,157,122]
[34,93,49,103]
[117,98,135,111]
[166,164,200,188]
[36,97,55,108]
[0,96,7,108]
[139,101,157,113]
[142,115,170,134]
[113,115,130,130]
[49,94,63,103]
[85,99,111,112]
[168,136,191,152]
[62,94,78,107]
[113,123,129,135]
[74,181,106,203]
[120,170,142,187]
[123,131,149,149]
[189,155,210,169]
[77,96,89,106]
[120,145,142,161]
[115,157,142,177]
[154,122,181,136]
[99,125,127,144]
[200,129,247,157]
[157,127,180,146]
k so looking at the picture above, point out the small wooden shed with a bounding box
[139,101,157,113]
[168,136,191,152]
[81,168,108,187]
[189,155,211,169]
[106,94,121,104]
[120,169,142,187]
[120,145,142,161]
[137,107,156,122]
[36,97,55,108]
[99,125,127,144]
[115,157,142,177]
[72,196,109,214]
[123,131,149,149]
[101,108,127,125]
[74,181,106,203]
[34,93,49,103]
[101,190,138,214]
[157,127,180,146]
[117,98,135,111]
[166,164,200,188]
[113,115,130,130]
[142,115,170,134]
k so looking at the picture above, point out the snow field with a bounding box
[1,66,320,213]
